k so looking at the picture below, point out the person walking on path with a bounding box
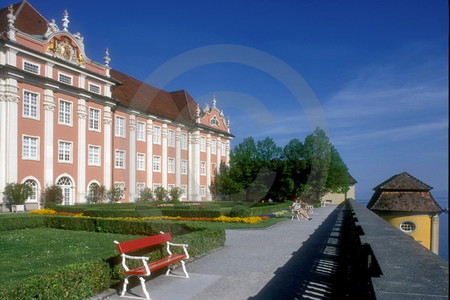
[291,200,312,220]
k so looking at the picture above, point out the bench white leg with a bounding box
[121,276,129,297]
[139,276,151,300]
[181,260,189,278]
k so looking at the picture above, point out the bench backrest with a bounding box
[116,232,172,254]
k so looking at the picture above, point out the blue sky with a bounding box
[30,0,448,201]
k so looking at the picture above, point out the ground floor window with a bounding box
[57,176,73,205]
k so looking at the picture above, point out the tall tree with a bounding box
[281,138,309,199]
[326,145,350,194]
[230,137,259,201]
[302,127,332,203]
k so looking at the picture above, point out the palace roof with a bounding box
[367,172,442,213]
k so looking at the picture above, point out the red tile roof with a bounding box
[0,1,48,36]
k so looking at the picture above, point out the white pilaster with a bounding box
[188,130,200,201]
[43,89,55,186]
[129,115,137,201]
[146,120,153,189]
[45,62,54,78]
[77,99,87,203]
[206,134,211,201]
[103,106,113,189]
[431,214,440,255]
[175,128,181,187]
[162,124,168,188]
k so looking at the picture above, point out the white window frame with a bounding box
[137,153,146,171]
[168,130,175,147]
[22,135,39,161]
[181,185,187,197]
[168,157,175,173]
[212,163,217,177]
[58,99,72,126]
[153,183,161,191]
[136,182,145,197]
[399,220,417,234]
[23,60,40,75]
[89,108,101,131]
[211,139,217,154]
[88,145,101,166]
[221,142,226,156]
[200,136,206,152]
[181,133,188,150]
[181,160,188,175]
[88,82,101,94]
[115,150,126,169]
[115,116,126,138]
[168,184,175,192]
[153,125,161,144]
[23,90,39,120]
[200,186,206,196]
[200,161,206,176]
[153,155,161,172]
[137,121,146,142]
[58,140,73,163]
[58,72,73,85]
[114,182,125,199]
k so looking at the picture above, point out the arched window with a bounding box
[87,182,100,203]
[24,179,38,202]
[57,176,73,205]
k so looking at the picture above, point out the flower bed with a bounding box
[29,209,269,224]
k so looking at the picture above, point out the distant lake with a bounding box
[357,198,448,261]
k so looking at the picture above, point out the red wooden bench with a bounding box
[114,231,189,299]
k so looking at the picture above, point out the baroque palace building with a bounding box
[0,1,233,211]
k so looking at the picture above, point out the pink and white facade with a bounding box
[0,2,232,211]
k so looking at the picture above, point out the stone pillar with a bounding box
[146,120,153,189]
[77,99,87,203]
[175,128,181,187]
[206,135,211,201]
[103,106,113,189]
[43,89,55,186]
[128,115,137,201]
[162,124,168,188]
[188,130,200,201]
[431,214,440,255]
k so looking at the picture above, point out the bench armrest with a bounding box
[120,254,150,275]
[166,242,190,259]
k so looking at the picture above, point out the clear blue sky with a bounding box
[29,0,448,201]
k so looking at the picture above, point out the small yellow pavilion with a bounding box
[367,172,443,254]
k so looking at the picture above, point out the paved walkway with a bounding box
[94,205,344,300]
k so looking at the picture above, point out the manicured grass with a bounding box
[0,228,142,284]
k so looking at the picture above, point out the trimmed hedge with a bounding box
[248,202,290,216]
[0,261,113,300]
[0,214,46,231]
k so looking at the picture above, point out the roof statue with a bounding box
[62,9,69,31]
[6,4,16,41]
[104,48,111,66]
[44,19,59,38]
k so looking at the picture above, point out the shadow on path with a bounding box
[249,204,375,300]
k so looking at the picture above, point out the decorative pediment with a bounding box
[45,35,84,66]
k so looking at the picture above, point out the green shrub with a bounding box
[41,185,63,208]
[229,205,251,217]
[3,182,32,211]
[0,214,45,231]
[160,209,221,218]
[248,202,290,216]
[0,261,112,300]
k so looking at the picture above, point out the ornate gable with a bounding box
[197,96,230,133]
[45,34,84,66]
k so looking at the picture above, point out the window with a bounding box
[168,157,175,173]
[115,116,126,137]
[88,145,101,166]
[168,130,175,147]
[153,125,161,144]
[114,182,125,199]
[88,83,101,94]
[24,179,38,202]
[200,161,206,176]
[168,184,175,192]
[22,136,39,160]
[23,91,38,119]
[137,153,145,171]
[153,183,161,190]
[58,100,72,125]
[57,176,73,205]
[221,142,226,156]
[136,183,145,197]
[153,155,161,172]
[181,185,187,197]
[211,139,216,154]
[58,73,73,85]
[89,108,100,131]
[200,186,206,196]
[137,122,146,141]
[200,136,206,152]
[115,150,125,168]
[23,61,40,74]
[58,141,72,163]
[212,163,217,177]
[181,160,188,175]
[181,133,188,150]
[210,116,220,126]
[399,221,417,233]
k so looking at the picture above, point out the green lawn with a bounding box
[0,228,142,284]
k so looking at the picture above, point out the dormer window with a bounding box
[210,116,220,126]
[88,83,101,94]
[23,61,40,75]
[58,73,73,85]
